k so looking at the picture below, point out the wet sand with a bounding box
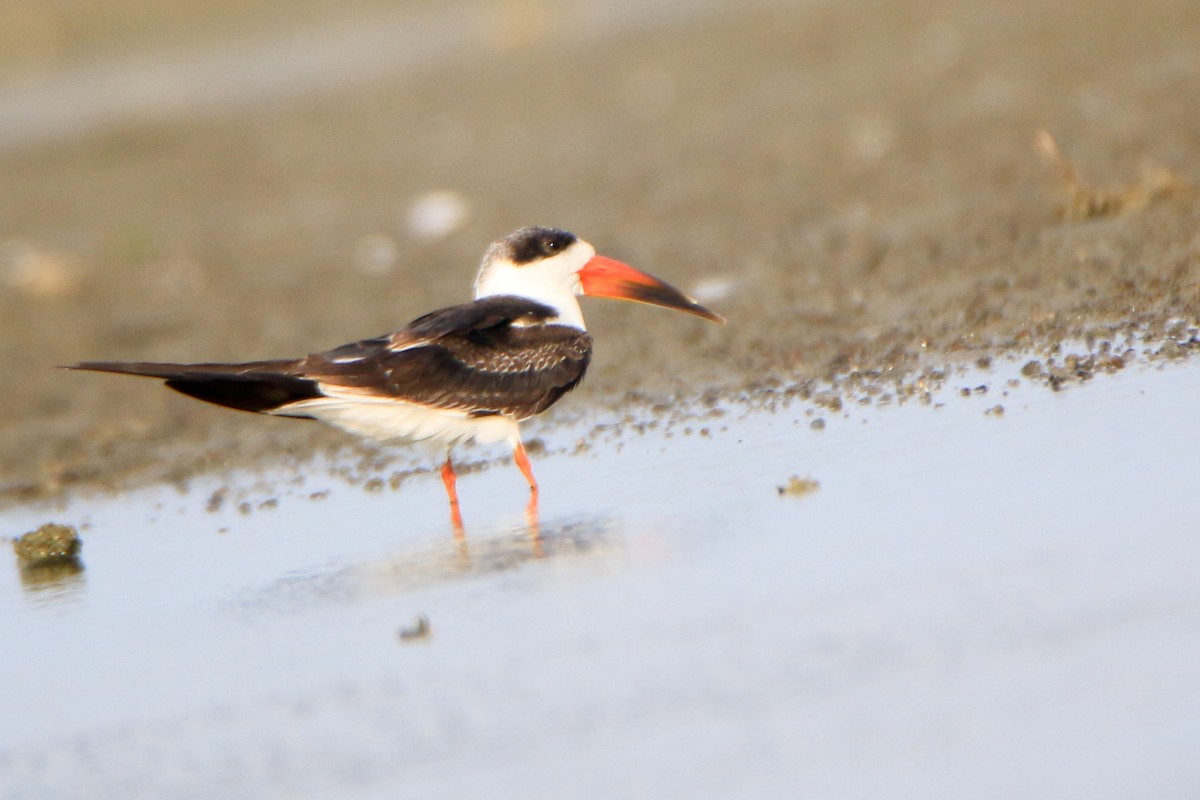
[2,0,1199,500]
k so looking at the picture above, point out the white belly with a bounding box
[274,393,520,448]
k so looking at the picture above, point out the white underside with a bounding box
[274,392,521,450]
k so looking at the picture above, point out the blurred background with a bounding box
[2,0,1199,496]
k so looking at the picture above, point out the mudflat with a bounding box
[1,0,1198,498]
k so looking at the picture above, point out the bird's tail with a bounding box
[66,360,324,415]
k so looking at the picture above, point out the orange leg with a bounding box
[512,439,539,494]
[441,454,465,537]
[513,439,541,542]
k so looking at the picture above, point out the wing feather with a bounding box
[304,296,592,419]
[70,296,593,422]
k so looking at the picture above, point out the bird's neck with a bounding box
[474,281,587,330]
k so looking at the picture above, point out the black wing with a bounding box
[66,359,322,415]
[304,296,593,420]
[68,296,593,420]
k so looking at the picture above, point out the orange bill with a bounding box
[578,255,725,323]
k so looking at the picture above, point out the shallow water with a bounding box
[3,359,1199,798]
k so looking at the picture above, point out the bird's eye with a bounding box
[543,239,559,252]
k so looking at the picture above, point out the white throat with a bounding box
[475,276,586,330]
[473,243,594,331]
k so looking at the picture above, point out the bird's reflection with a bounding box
[447,468,542,553]
[525,492,542,553]
[449,495,548,565]
[236,512,616,614]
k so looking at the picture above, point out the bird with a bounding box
[69,226,724,533]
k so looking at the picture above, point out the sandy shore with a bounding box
[2,0,1199,500]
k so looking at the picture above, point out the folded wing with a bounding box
[69,295,593,422]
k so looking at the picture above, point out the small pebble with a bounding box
[13,523,81,565]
